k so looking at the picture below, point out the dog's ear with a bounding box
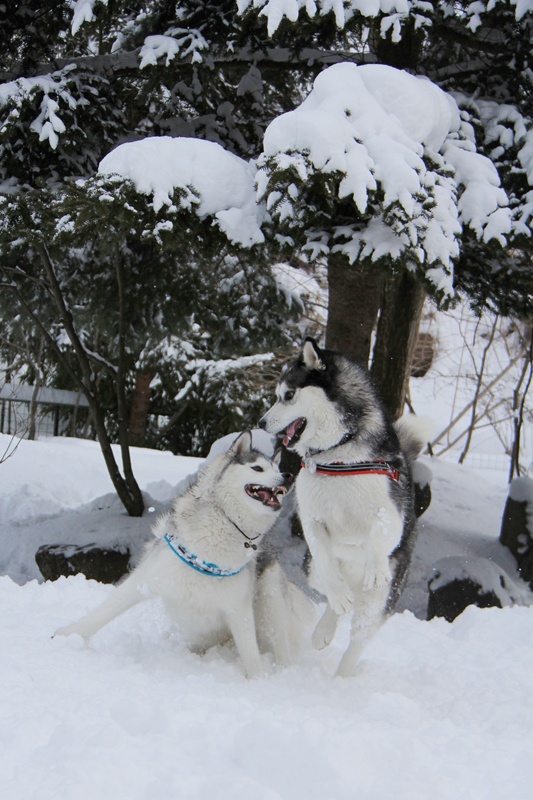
[301,337,326,371]
[228,430,252,457]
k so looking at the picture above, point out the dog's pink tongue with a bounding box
[256,488,279,508]
[283,418,304,447]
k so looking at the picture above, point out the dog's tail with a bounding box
[394,415,433,463]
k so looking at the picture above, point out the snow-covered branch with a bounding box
[237,0,532,34]
[257,62,514,301]
[98,137,265,247]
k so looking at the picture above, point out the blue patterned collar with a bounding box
[163,533,247,577]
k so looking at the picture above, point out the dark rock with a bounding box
[414,480,431,518]
[428,577,502,622]
[427,556,514,622]
[499,477,533,590]
[35,542,131,584]
[413,461,432,518]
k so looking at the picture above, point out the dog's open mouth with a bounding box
[245,484,288,510]
[282,417,307,448]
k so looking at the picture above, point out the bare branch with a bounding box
[0,44,374,83]
[429,356,521,450]
[458,316,498,464]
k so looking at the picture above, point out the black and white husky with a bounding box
[54,432,295,677]
[259,338,430,677]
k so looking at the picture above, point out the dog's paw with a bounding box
[53,630,86,650]
[362,560,392,592]
[325,584,354,615]
[53,623,87,640]
[311,608,337,650]
[311,563,353,615]
[242,656,266,680]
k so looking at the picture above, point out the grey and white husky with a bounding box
[54,431,295,677]
[259,338,431,677]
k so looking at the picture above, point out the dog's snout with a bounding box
[258,417,267,430]
[282,472,294,484]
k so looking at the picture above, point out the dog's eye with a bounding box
[284,390,295,401]
[251,465,264,472]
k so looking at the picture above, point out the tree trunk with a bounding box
[371,270,425,420]
[27,245,146,517]
[509,324,533,481]
[325,253,383,366]
[128,369,155,447]
[114,245,145,515]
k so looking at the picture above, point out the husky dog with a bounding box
[259,338,430,677]
[54,431,293,678]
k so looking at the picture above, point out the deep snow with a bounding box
[1,433,533,799]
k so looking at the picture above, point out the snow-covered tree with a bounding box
[0,0,532,485]
[0,134,302,513]
[0,0,336,181]
[256,59,520,413]
[0,2,318,513]
[242,0,532,416]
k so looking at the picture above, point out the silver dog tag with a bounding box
[305,457,317,474]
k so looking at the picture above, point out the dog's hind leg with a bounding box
[335,586,389,678]
[54,575,146,641]
[311,603,338,650]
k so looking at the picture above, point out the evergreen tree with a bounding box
[241,0,533,416]
[1,0,531,511]
[0,143,300,512]
[0,2,316,513]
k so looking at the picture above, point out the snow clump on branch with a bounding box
[71,0,107,36]
[99,137,265,247]
[257,63,512,300]
[237,0,533,36]
[139,30,208,68]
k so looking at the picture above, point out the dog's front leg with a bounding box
[362,546,392,592]
[303,518,353,615]
[255,562,293,667]
[362,511,399,592]
[225,605,263,679]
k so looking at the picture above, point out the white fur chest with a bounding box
[296,468,402,553]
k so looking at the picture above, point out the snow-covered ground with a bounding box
[1,432,533,799]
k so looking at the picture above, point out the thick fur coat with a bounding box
[259,338,431,677]
[55,431,295,677]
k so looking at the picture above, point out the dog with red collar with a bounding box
[259,338,431,677]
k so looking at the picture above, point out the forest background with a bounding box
[0,0,532,516]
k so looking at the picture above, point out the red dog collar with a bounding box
[301,460,399,482]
